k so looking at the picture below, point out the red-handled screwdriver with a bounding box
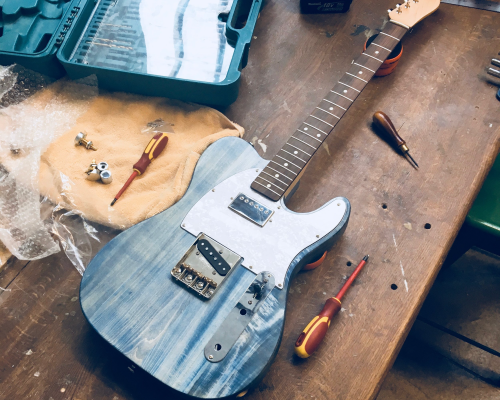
[111,132,169,206]
[294,255,369,358]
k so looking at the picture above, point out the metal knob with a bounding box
[97,162,109,172]
[100,170,113,184]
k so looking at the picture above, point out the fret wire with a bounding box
[290,135,317,149]
[361,53,383,63]
[282,149,308,163]
[266,164,294,180]
[315,107,341,119]
[303,122,328,135]
[380,31,400,41]
[346,72,368,83]
[253,180,282,196]
[297,129,322,143]
[331,90,354,102]
[257,175,286,190]
[252,24,408,201]
[338,81,360,93]
[262,170,289,185]
[309,114,334,127]
[285,142,312,157]
[371,42,391,52]
[353,62,375,73]
[322,98,347,110]
[275,155,302,169]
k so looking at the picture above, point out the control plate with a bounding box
[204,271,275,362]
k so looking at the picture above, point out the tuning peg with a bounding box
[396,4,402,13]
[388,8,393,12]
[404,0,410,7]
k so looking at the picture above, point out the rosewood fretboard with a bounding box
[251,22,408,201]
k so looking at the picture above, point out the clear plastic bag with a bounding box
[0,65,101,272]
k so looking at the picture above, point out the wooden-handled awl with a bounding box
[111,132,169,206]
[294,255,369,358]
[373,111,419,169]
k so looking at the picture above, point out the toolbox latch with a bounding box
[55,7,81,47]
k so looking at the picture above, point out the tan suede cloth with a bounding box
[40,91,244,229]
[0,243,11,268]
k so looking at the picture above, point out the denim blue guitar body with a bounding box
[80,137,350,398]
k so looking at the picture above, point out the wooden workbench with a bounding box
[1,1,499,399]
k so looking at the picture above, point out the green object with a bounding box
[466,154,500,238]
[0,0,263,106]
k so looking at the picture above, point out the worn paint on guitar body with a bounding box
[80,137,350,398]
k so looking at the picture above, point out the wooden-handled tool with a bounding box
[111,132,169,206]
[294,255,369,358]
[372,111,419,169]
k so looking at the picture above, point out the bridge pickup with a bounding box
[228,193,274,227]
[197,240,231,276]
[171,234,242,299]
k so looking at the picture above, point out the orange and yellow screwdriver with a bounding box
[111,132,169,206]
[294,255,369,358]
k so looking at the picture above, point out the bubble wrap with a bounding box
[0,65,98,263]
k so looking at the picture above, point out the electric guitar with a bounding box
[80,2,441,398]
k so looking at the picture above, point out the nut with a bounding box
[97,162,109,172]
[100,170,113,184]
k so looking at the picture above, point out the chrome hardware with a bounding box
[488,67,500,79]
[97,162,109,172]
[86,159,98,174]
[100,170,113,184]
[228,193,274,227]
[75,132,97,151]
[171,233,242,299]
[204,272,275,362]
[86,169,101,181]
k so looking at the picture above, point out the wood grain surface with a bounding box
[1,0,499,399]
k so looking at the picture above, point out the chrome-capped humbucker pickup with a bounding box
[171,233,242,299]
[228,193,274,227]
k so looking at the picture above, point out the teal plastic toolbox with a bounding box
[0,0,263,106]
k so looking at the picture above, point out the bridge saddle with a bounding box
[171,233,242,299]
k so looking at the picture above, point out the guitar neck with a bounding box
[251,22,408,201]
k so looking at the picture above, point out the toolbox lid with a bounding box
[0,0,81,77]
[0,0,262,105]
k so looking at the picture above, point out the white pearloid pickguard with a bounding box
[181,168,348,288]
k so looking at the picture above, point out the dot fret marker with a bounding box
[251,22,407,201]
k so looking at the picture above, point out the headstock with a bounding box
[388,0,440,28]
